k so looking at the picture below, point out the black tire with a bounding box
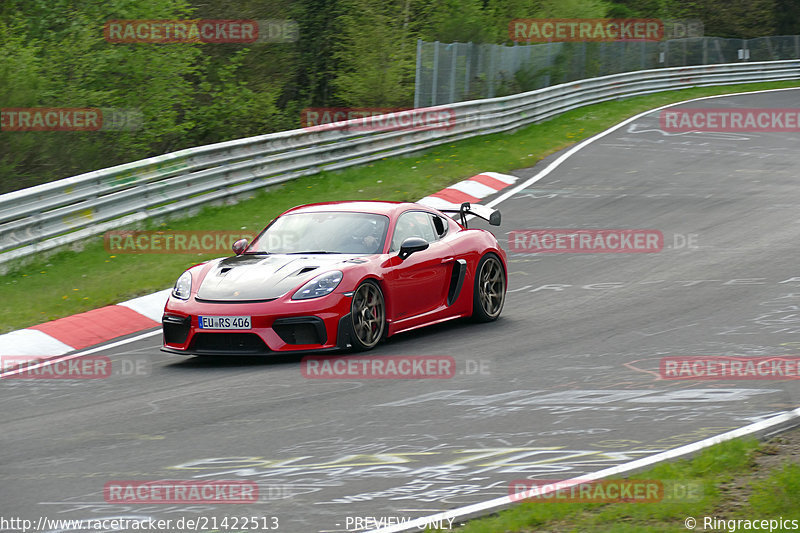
[349,280,386,351]
[472,253,506,322]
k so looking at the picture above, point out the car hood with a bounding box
[195,253,367,301]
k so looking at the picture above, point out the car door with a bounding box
[384,210,454,319]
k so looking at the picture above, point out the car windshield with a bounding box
[247,211,390,254]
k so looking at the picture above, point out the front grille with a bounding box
[190,333,269,354]
[163,315,191,344]
[194,297,277,304]
[273,317,326,345]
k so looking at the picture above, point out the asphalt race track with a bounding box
[2,89,800,532]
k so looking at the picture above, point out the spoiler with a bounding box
[437,202,501,228]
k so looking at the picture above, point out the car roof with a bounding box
[282,201,435,218]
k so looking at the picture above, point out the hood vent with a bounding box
[297,266,318,275]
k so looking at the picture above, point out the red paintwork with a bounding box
[162,201,506,354]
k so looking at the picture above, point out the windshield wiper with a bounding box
[286,251,339,254]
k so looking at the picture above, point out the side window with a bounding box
[391,211,437,251]
[432,215,447,238]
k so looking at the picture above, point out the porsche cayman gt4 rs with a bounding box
[161,201,507,355]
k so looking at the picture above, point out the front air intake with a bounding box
[190,333,269,354]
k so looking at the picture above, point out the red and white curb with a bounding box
[0,172,518,359]
[0,289,171,358]
[418,172,518,210]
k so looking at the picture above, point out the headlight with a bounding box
[292,271,343,300]
[172,271,192,300]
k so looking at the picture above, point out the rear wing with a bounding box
[437,202,501,229]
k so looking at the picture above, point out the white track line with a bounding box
[369,408,800,533]
[0,329,161,379]
[486,86,800,210]
[368,86,800,533]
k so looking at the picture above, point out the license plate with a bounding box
[198,316,251,330]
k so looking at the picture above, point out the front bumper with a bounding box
[161,293,356,356]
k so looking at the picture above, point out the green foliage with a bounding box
[606,0,667,17]
[749,462,800,515]
[536,0,610,17]
[662,0,777,38]
[419,0,500,44]
[332,0,418,106]
[0,0,793,194]
[0,0,202,192]
[775,0,800,35]
[0,18,45,187]
[188,50,285,142]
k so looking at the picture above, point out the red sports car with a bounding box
[161,201,506,355]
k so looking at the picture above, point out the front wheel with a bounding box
[350,280,386,350]
[472,253,506,322]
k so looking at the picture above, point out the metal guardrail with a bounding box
[1,60,799,270]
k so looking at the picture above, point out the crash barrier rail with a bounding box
[1,60,799,270]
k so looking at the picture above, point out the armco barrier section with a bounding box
[1,60,799,269]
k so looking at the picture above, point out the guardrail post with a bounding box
[581,41,587,78]
[488,44,497,97]
[432,41,440,106]
[640,40,646,70]
[449,43,458,104]
[464,42,472,102]
[414,39,422,108]
[765,37,775,60]
[682,39,688,66]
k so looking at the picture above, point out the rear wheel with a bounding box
[472,253,506,322]
[350,280,385,350]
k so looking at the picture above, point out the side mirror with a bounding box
[398,237,428,260]
[232,238,249,255]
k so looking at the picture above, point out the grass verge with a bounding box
[442,427,800,533]
[3,80,800,333]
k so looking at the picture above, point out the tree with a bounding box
[662,0,777,38]
[331,0,419,107]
